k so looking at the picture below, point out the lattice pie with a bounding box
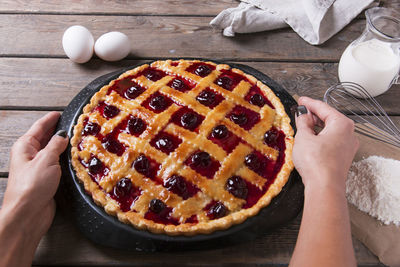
[70,59,294,235]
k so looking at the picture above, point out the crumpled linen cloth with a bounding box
[210,0,376,45]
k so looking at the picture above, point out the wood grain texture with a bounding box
[0,14,364,61]
[0,0,237,16]
[0,178,383,266]
[1,58,399,114]
[0,0,397,16]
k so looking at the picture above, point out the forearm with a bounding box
[289,177,356,267]
[0,207,39,267]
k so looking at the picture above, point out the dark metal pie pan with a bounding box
[56,60,304,252]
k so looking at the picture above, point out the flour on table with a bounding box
[346,156,400,226]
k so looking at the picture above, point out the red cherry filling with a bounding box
[141,68,166,82]
[88,157,105,176]
[107,75,146,100]
[167,77,194,92]
[211,125,228,139]
[263,127,286,151]
[208,125,240,153]
[195,65,211,77]
[196,88,224,108]
[142,92,172,113]
[245,151,275,179]
[80,156,109,183]
[244,153,262,173]
[250,94,265,107]
[262,129,287,177]
[124,83,145,100]
[114,177,132,198]
[214,70,245,91]
[111,178,142,212]
[244,85,274,108]
[149,199,166,214]
[104,105,120,119]
[227,106,260,130]
[102,134,125,156]
[230,113,247,125]
[226,176,248,199]
[133,155,149,176]
[242,181,267,209]
[156,137,173,151]
[205,201,228,219]
[185,151,220,179]
[82,119,101,136]
[164,175,199,200]
[145,199,179,225]
[133,154,160,179]
[171,78,185,90]
[185,215,199,224]
[171,107,204,131]
[181,113,198,129]
[216,76,233,90]
[186,63,215,77]
[150,132,182,154]
[127,116,146,136]
[264,128,278,145]
[96,102,120,119]
[150,95,167,110]
[192,151,211,167]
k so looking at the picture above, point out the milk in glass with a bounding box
[338,7,400,98]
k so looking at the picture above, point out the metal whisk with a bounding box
[323,82,400,148]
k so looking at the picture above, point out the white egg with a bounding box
[62,25,94,63]
[94,32,130,62]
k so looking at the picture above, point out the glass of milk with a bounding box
[338,7,400,98]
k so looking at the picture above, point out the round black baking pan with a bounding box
[56,59,304,252]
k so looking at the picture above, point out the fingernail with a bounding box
[295,105,308,117]
[55,130,68,138]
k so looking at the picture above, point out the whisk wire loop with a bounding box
[323,82,400,148]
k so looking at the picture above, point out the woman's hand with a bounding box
[292,96,359,190]
[290,96,358,267]
[0,112,68,267]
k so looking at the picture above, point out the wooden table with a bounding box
[1,1,398,266]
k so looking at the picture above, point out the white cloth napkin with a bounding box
[210,0,376,45]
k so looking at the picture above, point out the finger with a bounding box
[298,96,344,125]
[294,105,315,135]
[25,112,61,149]
[39,130,69,165]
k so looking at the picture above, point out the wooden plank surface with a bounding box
[0,0,236,16]
[0,178,384,266]
[0,14,363,61]
[0,0,398,16]
[1,58,400,114]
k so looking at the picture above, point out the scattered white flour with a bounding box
[346,156,400,226]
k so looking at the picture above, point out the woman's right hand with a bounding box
[292,96,359,190]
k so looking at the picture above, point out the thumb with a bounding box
[294,105,315,135]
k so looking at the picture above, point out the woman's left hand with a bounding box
[0,112,68,267]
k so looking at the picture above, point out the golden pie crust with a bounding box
[70,59,294,236]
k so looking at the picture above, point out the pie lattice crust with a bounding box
[70,59,294,236]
